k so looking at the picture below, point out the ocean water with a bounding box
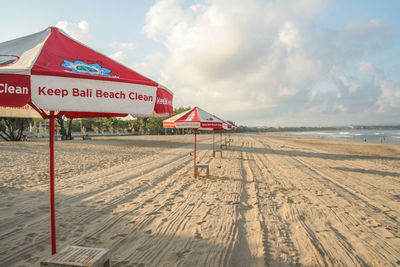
[283,129,400,144]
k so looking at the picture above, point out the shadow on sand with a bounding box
[0,185,279,267]
[227,145,400,161]
[331,167,400,178]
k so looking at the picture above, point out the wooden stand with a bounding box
[40,246,111,267]
[213,149,222,158]
[195,164,209,177]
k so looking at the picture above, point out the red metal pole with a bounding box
[212,130,215,157]
[194,129,197,177]
[49,111,56,254]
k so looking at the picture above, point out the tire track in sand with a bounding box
[230,136,265,267]
[0,145,197,266]
[253,135,398,266]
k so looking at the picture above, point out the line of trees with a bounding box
[0,107,193,141]
[53,106,192,138]
[1,107,245,141]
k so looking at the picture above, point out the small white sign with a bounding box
[175,122,201,128]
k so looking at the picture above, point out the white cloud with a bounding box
[143,0,191,41]
[278,85,299,97]
[279,21,300,50]
[108,42,137,69]
[138,0,399,126]
[333,72,362,94]
[131,52,167,81]
[55,20,91,45]
[377,80,400,112]
[359,61,375,75]
[291,0,331,18]
[111,42,136,51]
[334,103,347,113]
[109,51,130,65]
[343,19,386,40]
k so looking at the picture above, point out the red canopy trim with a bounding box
[0,74,31,107]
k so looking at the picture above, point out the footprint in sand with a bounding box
[194,230,202,239]
[24,232,37,242]
[22,253,32,260]
[136,244,152,252]
[29,256,40,264]
[26,232,37,238]
[147,211,161,216]
[73,232,81,238]
[111,233,127,240]
[111,260,130,267]
[176,249,191,259]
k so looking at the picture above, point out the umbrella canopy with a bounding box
[163,107,226,177]
[163,106,225,130]
[0,27,173,117]
[0,27,174,255]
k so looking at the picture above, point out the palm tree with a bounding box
[56,117,74,140]
[0,118,32,141]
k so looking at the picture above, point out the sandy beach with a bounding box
[0,133,399,266]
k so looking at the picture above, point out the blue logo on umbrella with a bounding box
[61,60,111,76]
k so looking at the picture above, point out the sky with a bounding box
[1,0,399,127]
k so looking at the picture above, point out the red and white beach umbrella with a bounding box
[209,115,232,148]
[0,27,173,117]
[163,107,225,176]
[0,27,173,254]
[163,106,225,130]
